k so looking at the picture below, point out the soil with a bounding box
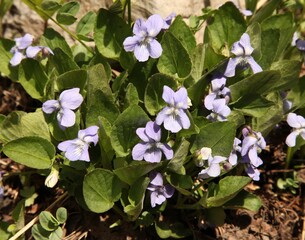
[1,71,305,240]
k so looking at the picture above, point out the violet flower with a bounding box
[162,12,176,29]
[204,76,230,110]
[132,121,173,163]
[58,126,99,162]
[241,130,266,168]
[156,86,191,133]
[10,33,34,66]
[42,88,83,128]
[228,138,241,166]
[147,172,175,208]
[207,98,231,122]
[224,33,262,77]
[245,164,260,181]
[26,46,54,59]
[197,147,227,179]
[285,113,305,147]
[123,14,164,62]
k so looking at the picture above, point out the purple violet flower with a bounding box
[10,33,34,66]
[26,46,54,59]
[224,33,262,77]
[207,98,231,122]
[132,121,173,163]
[147,172,175,208]
[42,88,83,128]
[156,86,191,133]
[162,12,176,29]
[228,138,241,166]
[241,130,266,168]
[198,148,227,179]
[58,126,99,162]
[285,113,305,147]
[123,14,164,62]
[245,164,260,181]
[204,76,231,110]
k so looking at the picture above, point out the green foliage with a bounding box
[1,1,304,238]
[32,207,67,240]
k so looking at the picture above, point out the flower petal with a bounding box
[239,33,253,55]
[134,44,150,62]
[10,51,24,66]
[148,39,162,58]
[42,100,59,114]
[156,107,169,125]
[207,163,221,177]
[162,86,175,105]
[174,87,188,109]
[79,144,90,162]
[133,18,146,36]
[204,93,217,110]
[15,33,33,49]
[59,88,83,110]
[146,14,164,37]
[159,143,174,160]
[123,36,140,52]
[224,57,239,77]
[58,108,76,127]
[145,121,161,142]
[285,131,299,147]
[136,127,150,142]
[144,148,162,163]
[177,110,190,129]
[164,115,182,133]
[132,143,149,160]
[81,126,99,145]
[149,172,163,186]
[247,56,262,74]
[164,184,175,198]
[287,113,305,128]
[26,46,42,58]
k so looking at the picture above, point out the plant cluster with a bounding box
[0,0,305,238]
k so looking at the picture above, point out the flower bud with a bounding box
[45,167,59,188]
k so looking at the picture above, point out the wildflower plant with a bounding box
[0,0,304,238]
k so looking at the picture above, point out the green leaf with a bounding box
[41,28,72,58]
[0,110,51,143]
[229,70,281,102]
[191,122,236,157]
[232,94,274,117]
[124,83,139,109]
[3,136,54,169]
[166,173,193,196]
[206,2,246,55]
[39,211,59,231]
[48,48,79,75]
[56,69,87,92]
[83,169,122,213]
[56,1,80,25]
[269,60,301,91]
[168,15,196,53]
[18,59,49,100]
[113,161,162,185]
[155,221,192,239]
[224,190,262,212]
[98,117,114,169]
[0,0,13,17]
[86,64,120,126]
[287,75,305,110]
[56,207,67,224]
[205,207,226,226]
[167,139,190,175]
[206,176,251,207]
[144,73,177,115]
[251,92,284,136]
[31,223,51,240]
[76,11,96,36]
[0,37,18,80]
[94,8,130,60]
[185,44,206,86]
[41,0,61,11]
[49,227,63,240]
[250,0,281,24]
[110,105,149,157]
[261,13,294,61]
[157,32,192,79]
[124,176,150,220]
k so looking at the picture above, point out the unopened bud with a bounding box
[45,167,59,188]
